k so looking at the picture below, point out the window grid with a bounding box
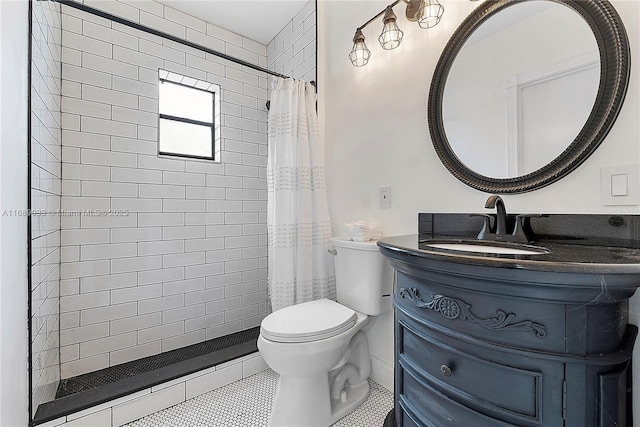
[158,76,218,161]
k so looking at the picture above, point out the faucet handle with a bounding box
[470,214,493,240]
[512,214,544,243]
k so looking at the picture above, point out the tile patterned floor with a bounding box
[126,369,393,427]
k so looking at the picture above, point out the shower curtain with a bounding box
[267,78,336,312]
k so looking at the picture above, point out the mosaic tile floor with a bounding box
[126,369,393,427]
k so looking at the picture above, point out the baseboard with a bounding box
[370,356,394,393]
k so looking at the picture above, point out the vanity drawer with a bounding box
[397,399,430,427]
[398,363,521,427]
[397,312,565,426]
[395,272,566,352]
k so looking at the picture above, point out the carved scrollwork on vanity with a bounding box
[399,287,547,338]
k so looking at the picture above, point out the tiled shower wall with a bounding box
[59,0,269,378]
[267,1,316,82]
[31,0,63,414]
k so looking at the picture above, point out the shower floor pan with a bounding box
[33,327,260,425]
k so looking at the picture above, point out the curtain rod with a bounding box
[53,0,290,79]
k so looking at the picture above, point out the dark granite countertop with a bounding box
[378,234,640,275]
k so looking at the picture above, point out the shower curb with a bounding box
[33,345,267,426]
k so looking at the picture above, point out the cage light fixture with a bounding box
[417,0,445,29]
[350,0,465,66]
[378,6,404,50]
[349,28,372,67]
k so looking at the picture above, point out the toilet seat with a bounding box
[260,298,358,343]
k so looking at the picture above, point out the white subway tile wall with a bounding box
[58,0,278,378]
[267,1,316,82]
[31,0,63,414]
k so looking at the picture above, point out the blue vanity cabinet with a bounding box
[378,215,640,426]
[388,268,635,427]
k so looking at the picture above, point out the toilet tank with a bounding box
[331,238,394,315]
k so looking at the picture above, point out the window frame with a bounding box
[158,77,217,161]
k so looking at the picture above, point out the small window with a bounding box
[158,70,220,161]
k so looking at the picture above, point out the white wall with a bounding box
[319,0,640,399]
[59,1,269,378]
[31,0,63,413]
[0,0,30,425]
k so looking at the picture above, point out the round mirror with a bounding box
[428,0,630,193]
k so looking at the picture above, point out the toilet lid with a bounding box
[260,299,358,343]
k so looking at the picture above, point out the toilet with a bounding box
[258,238,393,427]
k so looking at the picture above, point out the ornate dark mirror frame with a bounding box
[428,0,630,194]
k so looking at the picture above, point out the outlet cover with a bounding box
[379,186,391,209]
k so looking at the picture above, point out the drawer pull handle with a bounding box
[399,287,547,338]
[440,364,453,377]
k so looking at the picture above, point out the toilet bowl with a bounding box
[258,238,393,427]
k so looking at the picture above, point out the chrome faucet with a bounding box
[485,195,507,236]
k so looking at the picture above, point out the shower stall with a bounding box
[28,0,316,423]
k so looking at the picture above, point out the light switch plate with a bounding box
[610,173,628,196]
[601,165,639,205]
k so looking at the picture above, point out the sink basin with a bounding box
[423,241,549,255]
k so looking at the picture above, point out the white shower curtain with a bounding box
[267,78,336,312]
